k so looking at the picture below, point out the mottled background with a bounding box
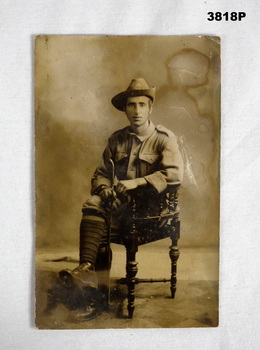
[35,36,220,250]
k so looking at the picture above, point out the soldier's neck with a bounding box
[130,120,150,135]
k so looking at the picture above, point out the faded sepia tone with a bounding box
[35,36,220,328]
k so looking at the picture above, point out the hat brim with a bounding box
[111,87,155,111]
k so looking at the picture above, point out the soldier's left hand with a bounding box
[115,179,138,197]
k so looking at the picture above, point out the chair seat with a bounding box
[103,208,179,246]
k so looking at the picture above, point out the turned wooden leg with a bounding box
[126,249,138,319]
[169,240,179,298]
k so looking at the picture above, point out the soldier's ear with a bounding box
[149,104,153,114]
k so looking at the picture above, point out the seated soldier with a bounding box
[59,77,183,291]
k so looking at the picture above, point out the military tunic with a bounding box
[83,121,183,217]
[91,121,183,194]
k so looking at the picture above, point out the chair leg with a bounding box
[126,250,138,319]
[169,241,179,298]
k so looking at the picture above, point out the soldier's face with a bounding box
[125,96,152,128]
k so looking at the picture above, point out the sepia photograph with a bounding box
[34,35,220,329]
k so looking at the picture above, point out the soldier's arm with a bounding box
[91,138,115,195]
[115,177,147,196]
[144,135,183,193]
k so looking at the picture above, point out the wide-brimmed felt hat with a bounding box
[111,78,155,111]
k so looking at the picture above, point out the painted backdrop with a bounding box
[35,36,220,249]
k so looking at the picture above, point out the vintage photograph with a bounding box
[35,35,220,329]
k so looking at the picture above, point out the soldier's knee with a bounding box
[82,195,103,209]
[81,195,106,217]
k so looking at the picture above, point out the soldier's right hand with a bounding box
[99,187,117,201]
[112,198,121,210]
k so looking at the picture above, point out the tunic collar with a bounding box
[128,121,155,142]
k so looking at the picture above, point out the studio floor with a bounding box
[35,242,219,329]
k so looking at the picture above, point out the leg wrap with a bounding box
[80,217,107,266]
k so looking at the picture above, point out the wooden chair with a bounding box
[96,186,180,318]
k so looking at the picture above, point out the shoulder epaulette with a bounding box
[156,124,175,138]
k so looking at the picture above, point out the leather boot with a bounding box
[59,262,98,289]
[59,218,107,289]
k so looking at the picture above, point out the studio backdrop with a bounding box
[35,35,220,251]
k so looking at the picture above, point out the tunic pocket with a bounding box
[115,151,128,163]
[115,151,129,180]
[139,153,159,164]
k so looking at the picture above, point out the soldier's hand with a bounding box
[112,198,121,210]
[100,187,117,201]
[115,180,139,197]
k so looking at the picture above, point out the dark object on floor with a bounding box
[44,274,105,321]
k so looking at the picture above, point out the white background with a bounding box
[1,0,260,349]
